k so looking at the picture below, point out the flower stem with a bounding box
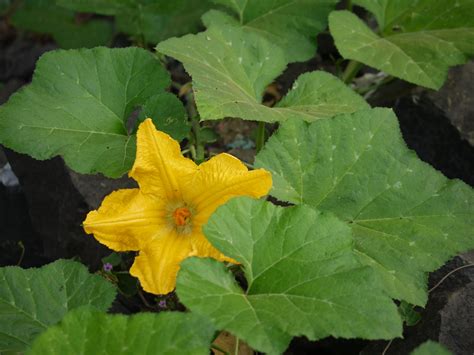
[346,0,352,11]
[192,117,205,162]
[234,337,240,355]
[16,241,25,266]
[255,121,266,153]
[342,60,363,84]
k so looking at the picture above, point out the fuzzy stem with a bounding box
[234,337,240,355]
[342,60,363,84]
[255,122,266,153]
[192,118,205,162]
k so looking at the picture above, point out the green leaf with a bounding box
[57,0,213,44]
[11,0,113,49]
[138,93,189,141]
[411,340,452,355]
[398,301,421,326]
[329,8,474,89]
[0,259,116,352]
[275,71,369,120]
[353,0,473,38]
[0,47,171,178]
[203,0,338,62]
[158,25,286,122]
[101,252,122,267]
[0,0,12,15]
[255,108,474,305]
[177,197,402,355]
[158,26,367,122]
[28,307,215,355]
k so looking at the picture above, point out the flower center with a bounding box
[173,207,191,226]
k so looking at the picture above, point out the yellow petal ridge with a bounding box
[186,153,272,226]
[130,231,193,295]
[83,189,167,251]
[130,118,196,200]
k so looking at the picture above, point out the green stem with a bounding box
[16,241,25,266]
[356,75,395,96]
[234,337,240,355]
[255,121,266,153]
[192,118,205,162]
[342,60,363,84]
[346,0,352,11]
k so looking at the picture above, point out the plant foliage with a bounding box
[255,108,474,305]
[0,260,116,352]
[177,197,402,354]
[0,47,188,177]
[330,1,474,89]
[28,307,215,355]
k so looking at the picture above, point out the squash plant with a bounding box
[0,0,473,354]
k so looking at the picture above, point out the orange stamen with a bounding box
[173,207,191,226]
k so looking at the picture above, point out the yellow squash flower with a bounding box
[83,119,272,295]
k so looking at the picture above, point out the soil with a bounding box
[1,17,473,355]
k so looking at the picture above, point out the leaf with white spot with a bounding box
[204,0,338,62]
[139,93,190,141]
[329,4,474,89]
[0,259,116,352]
[28,308,215,355]
[158,25,367,122]
[177,197,402,355]
[255,108,474,305]
[0,47,183,178]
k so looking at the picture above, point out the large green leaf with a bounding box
[12,0,113,49]
[0,260,116,352]
[28,307,215,355]
[0,47,185,178]
[158,25,367,122]
[203,0,337,62]
[329,6,474,89]
[177,197,402,355]
[57,0,212,44]
[255,108,474,305]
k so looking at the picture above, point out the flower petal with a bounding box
[83,189,166,251]
[190,232,237,264]
[185,153,272,226]
[130,118,196,200]
[130,230,193,295]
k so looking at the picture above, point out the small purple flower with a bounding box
[103,263,113,272]
[158,300,167,308]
